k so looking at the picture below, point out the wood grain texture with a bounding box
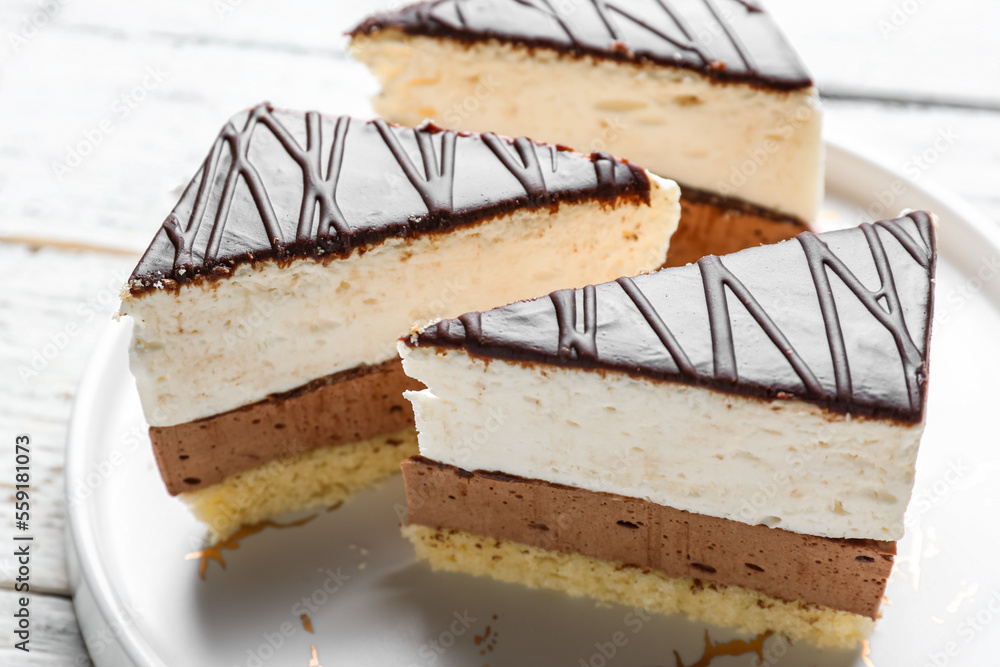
[824,100,1000,206]
[0,589,92,666]
[0,0,997,664]
[0,0,386,252]
[0,245,138,595]
[767,0,1000,107]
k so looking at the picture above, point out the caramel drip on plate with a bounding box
[184,515,316,580]
[300,614,315,634]
[861,639,876,667]
[673,630,773,667]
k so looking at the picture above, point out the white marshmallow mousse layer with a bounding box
[399,344,923,541]
[354,32,824,222]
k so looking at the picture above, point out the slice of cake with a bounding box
[350,0,823,266]
[119,102,681,541]
[398,212,937,647]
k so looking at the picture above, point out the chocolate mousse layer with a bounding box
[402,457,894,618]
[153,360,422,494]
[666,189,807,267]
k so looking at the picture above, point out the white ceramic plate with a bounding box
[66,141,1000,667]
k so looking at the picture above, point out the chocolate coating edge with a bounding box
[407,213,937,423]
[128,103,651,297]
[350,0,814,92]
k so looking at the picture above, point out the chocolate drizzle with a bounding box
[273,113,351,242]
[373,118,456,214]
[616,276,695,376]
[412,213,937,422]
[350,0,811,91]
[129,103,649,293]
[798,220,933,411]
[482,133,545,198]
[551,285,598,361]
[698,254,823,393]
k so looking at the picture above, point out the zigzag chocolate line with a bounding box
[433,0,717,65]
[701,0,755,70]
[374,118,457,215]
[648,0,711,63]
[641,214,928,410]
[164,106,282,269]
[163,103,289,269]
[453,0,468,25]
[204,105,283,264]
[482,133,546,198]
[797,214,932,411]
[698,253,823,394]
[733,0,762,11]
[164,107,476,269]
[162,139,225,267]
[562,215,928,410]
[257,111,351,242]
[551,285,599,361]
[511,0,577,45]
[872,214,933,269]
[616,275,695,376]
[600,0,711,65]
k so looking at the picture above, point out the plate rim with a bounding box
[64,139,1000,667]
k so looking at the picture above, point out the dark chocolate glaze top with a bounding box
[128,102,649,294]
[411,212,937,423]
[351,0,812,91]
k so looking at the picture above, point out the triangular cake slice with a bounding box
[119,102,680,540]
[398,212,936,647]
[350,0,823,266]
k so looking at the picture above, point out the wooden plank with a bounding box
[823,100,1000,206]
[0,0,384,252]
[0,590,92,666]
[3,0,387,52]
[766,0,1000,107]
[0,244,139,595]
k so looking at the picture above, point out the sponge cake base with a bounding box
[403,524,874,648]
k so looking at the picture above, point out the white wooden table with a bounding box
[1,1,998,664]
